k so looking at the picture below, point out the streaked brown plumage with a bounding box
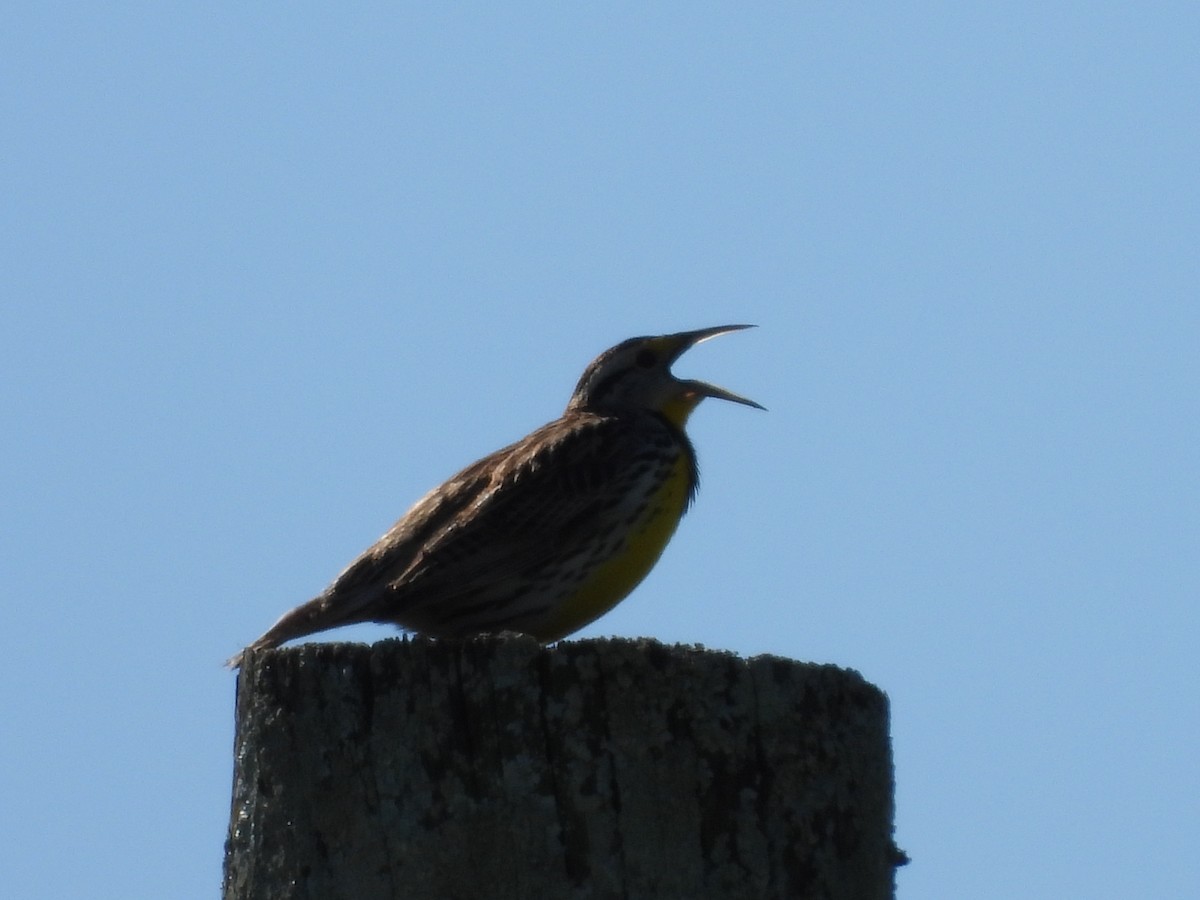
[228,325,761,668]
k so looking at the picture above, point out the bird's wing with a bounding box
[365,413,668,629]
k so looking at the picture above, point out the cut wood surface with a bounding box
[224,636,902,899]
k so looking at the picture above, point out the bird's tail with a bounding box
[225,591,371,669]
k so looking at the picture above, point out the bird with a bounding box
[227,325,762,668]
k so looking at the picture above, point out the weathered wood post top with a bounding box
[224,636,903,899]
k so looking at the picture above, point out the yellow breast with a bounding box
[532,453,694,641]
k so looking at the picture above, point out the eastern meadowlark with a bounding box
[228,325,762,667]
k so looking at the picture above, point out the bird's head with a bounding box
[567,325,764,427]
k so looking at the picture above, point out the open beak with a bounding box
[662,324,766,410]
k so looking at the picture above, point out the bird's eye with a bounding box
[635,349,657,368]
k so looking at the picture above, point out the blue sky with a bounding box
[3,5,1196,898]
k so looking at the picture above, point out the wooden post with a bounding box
[223,636,903,899]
